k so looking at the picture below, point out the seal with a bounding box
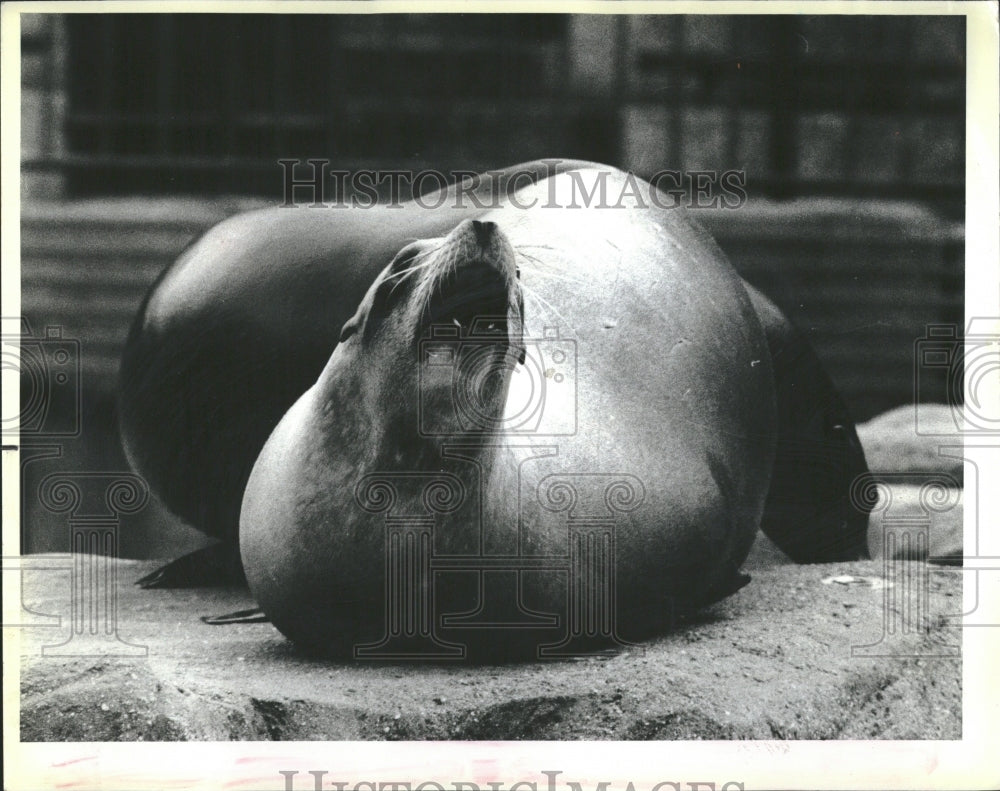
[238,169,780,659]
[120,162,870,620]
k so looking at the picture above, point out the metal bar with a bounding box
[767,17,798,200]
[327,15,342,158]
[156,15,175,156]
[669,17,685,167]
[222,17,240,190]
[611,15,628,167]
[99,16,116,155]
[272,15,290,154]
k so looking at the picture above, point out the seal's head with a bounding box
[240,219,527,656]
[326,218,525,454]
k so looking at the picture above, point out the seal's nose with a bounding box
[471,220,496,248]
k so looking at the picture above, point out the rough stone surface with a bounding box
[18,557,961,741]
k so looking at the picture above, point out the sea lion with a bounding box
[239,170,777,658]
[119,160,870,609]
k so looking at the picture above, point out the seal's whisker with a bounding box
[513,250,547,267]
[521,286,566,329]
[385,257,437,282]
[519,267,586,285]
[519,283,577,336]
[514,248,573,270]
[384,244,447,283]
[416,241,445,259]
[409,243,445,268]
[514,251,586,285]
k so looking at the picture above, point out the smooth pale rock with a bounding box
[857,404,965,481]
[867,484,963,563]
[856,404,964,563]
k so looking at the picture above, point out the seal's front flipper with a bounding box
[201,608,268,625]
[661,570,752,634]
[720,570,752,598]
[677,569,752,615]
[698,570,751,608]
[136,542,246,589]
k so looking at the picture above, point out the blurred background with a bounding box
[17,12,965,556]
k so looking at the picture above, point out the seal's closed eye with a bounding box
[369,244,429,325]
[339,244,427,345]
[387,242,425,276]
[338,317,359,343]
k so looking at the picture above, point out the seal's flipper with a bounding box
[691,570,752,609]
[743,283,872,563]
[201,608,268,625]
[662,570,752,632]
[136,542,246,589]
[720,570,752,598]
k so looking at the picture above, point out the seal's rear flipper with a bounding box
[201,608,268,625]
[720,570,752,598]
[136,542,246,588]
[743,283,872,563]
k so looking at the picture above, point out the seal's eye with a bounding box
[369,245,423,320]
[388,244,422,276]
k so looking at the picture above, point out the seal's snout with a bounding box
[446,219,514,278]
[471,219,497,248]
[415,219,521,341]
